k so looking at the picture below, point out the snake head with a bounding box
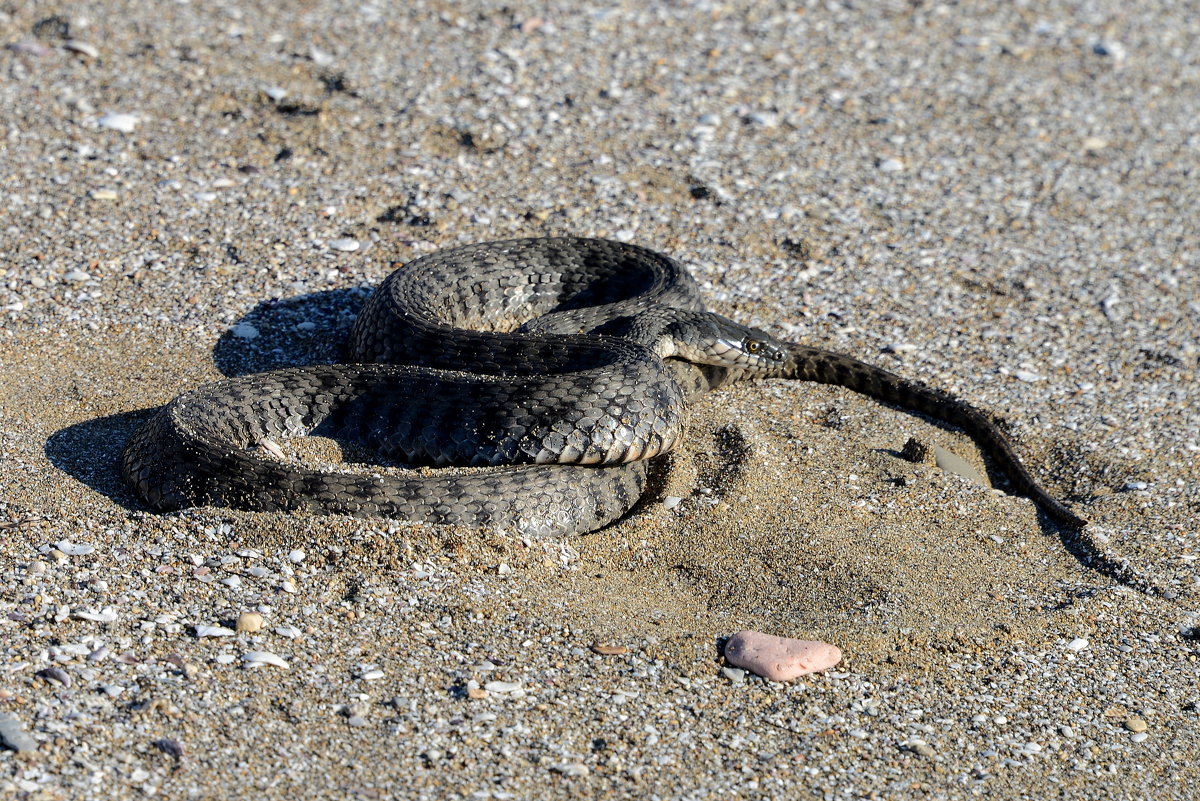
[664,312,789,371]
[741,334,788,365]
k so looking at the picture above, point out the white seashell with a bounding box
[97,112,139,133]
[256,438,287,459]
[64,40,99,58]
[483,680,522,693]
[243,651,289,669]
[74,607,118,623]
[194,625,236,638]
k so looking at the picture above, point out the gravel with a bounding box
[1,1,1197,799]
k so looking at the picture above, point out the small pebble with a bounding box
[744,110,778,127]
[287,549,306,563]
[550,762,589,777]
[589,643,628,655]
[1065,637,1089,651]
[0,713,37,754]
[1130,732,1149,743]
[906,741,935,757]
[1093,40,1127,61]
[878,157,905,173]
[36,667,71,687]
[721,666,746,683]
[89,189,118,201]
[329,237,360,252]
[230,323,259,340]
[662,495,682,509]
[97,112,139,133]
[154,738,185,761]
[723,630,842,681]
[165,655,198,678]
[1124,716,1148,733]
[236,612,264,633]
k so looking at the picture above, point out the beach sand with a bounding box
[1,1,1196,798]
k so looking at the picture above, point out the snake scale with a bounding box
[122,236,1087,539]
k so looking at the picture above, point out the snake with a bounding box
[122,236,1087,540]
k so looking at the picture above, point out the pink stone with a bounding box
[724,630,842,681]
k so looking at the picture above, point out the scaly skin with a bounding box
[124,237,1130,587]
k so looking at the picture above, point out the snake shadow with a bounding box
[211,286,372,377]
[44,409,154,513]
[45,288,372,509]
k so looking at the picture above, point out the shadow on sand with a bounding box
[45,286,372,509]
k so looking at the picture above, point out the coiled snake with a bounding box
[122,236,1086,538]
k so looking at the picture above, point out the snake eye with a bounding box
[745,339,761,353]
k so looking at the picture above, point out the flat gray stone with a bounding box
[0,713,37,754]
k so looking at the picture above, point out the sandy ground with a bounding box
[1,1,1197,798]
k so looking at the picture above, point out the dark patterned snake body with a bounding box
[122,236,1086,538]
